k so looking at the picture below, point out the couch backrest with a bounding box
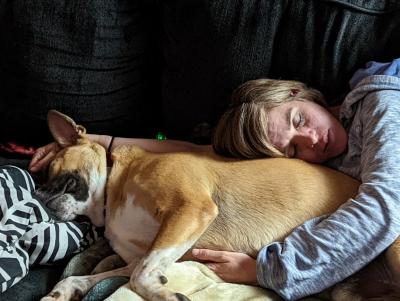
[160,0,400,140]
[0,0,161,145]
[1,0,400,145]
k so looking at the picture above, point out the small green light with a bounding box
[156,132,167,140]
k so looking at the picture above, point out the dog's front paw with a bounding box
[131,269,192,301]
[41,289,84,301]
[40,276,88,301]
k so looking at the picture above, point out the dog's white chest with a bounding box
[105,193,160,263]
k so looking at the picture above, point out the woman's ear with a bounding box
[47,110,87,148]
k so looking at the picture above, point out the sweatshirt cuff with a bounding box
[256,243,283,289]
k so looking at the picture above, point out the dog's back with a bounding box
[198,155,360,257]
[108,146,360,258]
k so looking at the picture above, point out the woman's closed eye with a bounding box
[293,112,305,129]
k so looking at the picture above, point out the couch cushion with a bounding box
[0,0,162,146]
[161,0,400,140]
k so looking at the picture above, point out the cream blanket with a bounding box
[62,239,324,301]
[105,261,323,301]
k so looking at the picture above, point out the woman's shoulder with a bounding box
[341,76,400,123]
[349,58,400,89]
[358,86,400,118]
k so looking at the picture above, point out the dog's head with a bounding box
[34,110,108,227]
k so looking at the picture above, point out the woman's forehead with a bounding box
[267,107,290,150]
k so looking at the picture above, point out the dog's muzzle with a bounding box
[34,170,90,221]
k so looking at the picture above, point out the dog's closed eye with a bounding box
[34,171,89,203]
[64,177,79,193]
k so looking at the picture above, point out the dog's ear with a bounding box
[47,110,87,147]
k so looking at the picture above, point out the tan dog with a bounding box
[38,110,400,301]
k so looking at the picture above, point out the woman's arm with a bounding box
[29,135,212,173]
[256,80,400,300]
[89,134,212,154]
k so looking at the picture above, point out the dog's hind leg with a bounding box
[130,196,218,301]
[386,236,400,281]
[91,254,126,274]
[40,264,134,301]
[332,248,400,301]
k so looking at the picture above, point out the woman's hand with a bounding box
[192,249,258,285]
[28,142,60,173]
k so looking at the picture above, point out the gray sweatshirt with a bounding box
[257,59,400,300]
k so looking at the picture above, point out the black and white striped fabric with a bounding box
[0,165,98,292]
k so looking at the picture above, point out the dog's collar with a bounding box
[104,149,112,216]
[106,151,113,167]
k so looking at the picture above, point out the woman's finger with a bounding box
[192,249,229,262]
[205,262,225,271]
[205,263,235,282]
[30,143,55,163]
[29,152,45,172]
[29,143,59,172]
[30,150,56,173]
[29,148,46,167]
[39,150,57,170]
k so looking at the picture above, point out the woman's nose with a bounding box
[294,129,318,149]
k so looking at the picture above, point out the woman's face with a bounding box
[267,100,348,163]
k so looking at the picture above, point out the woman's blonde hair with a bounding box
[213,79,325,159]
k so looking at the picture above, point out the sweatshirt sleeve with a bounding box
[349,58,400,89]
[256,87,400,300]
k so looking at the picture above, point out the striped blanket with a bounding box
[0,165,98,292]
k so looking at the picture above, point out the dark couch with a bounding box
[0,0,400,300]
